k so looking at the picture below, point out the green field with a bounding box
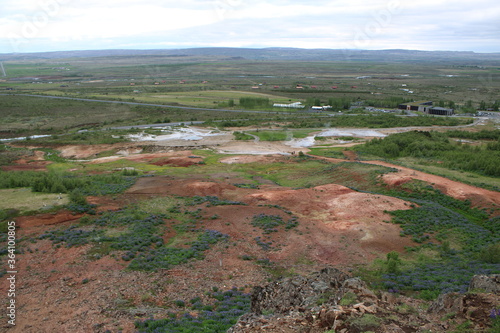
[2,56,499,112]
[1,54,498,139]
[0,188,69,212]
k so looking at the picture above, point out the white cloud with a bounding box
[0,0,499,53]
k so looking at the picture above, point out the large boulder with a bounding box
[468,274,500,294]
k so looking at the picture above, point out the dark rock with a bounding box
[461,293,500,323]
[468,274,500,294]
[250,267,350,315]
[229,271,500,333]
[427,293,463,316]
[310,281,328,293]
[338,278,377,302]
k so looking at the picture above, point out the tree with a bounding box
[386,251,401,274]
[69,190,87,206]
[492,100,499,111]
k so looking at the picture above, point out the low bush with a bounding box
[348,314,382,332]
[135,288,250,333]
[251,213,299,234]
[0,171,136,195]
[188,196,246,207]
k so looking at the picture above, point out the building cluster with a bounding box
[272,102,332,111]
[398,101,454,116]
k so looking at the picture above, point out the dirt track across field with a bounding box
[312,154,500,209]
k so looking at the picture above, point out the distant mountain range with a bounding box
[1,47,500,63]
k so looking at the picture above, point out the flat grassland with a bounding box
[1,55,499,134]
[0,188,68,212]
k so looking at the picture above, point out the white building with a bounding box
[273,102,305,109]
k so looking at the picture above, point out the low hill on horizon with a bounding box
[2,47,500,64]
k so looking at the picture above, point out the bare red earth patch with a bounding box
[16,210,83,228]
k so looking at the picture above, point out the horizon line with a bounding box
[2,46,500,56]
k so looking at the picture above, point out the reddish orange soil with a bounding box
[128,176,415,266]
[371,161,500,209]
[313,155,500,210]
[86,150,204,168]
[1,150,51,172]
[1,164,49,172]
[2,140,500,332]
[150,157,202,167]
[58,144,136,159]
[341,150,358,161]
[16,210,83,228]
[220,155,287,164]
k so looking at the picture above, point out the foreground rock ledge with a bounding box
[228,269,500,333]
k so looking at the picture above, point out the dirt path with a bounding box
[312,155,500,209]
[371,160,500,208]
[341,150,358,161]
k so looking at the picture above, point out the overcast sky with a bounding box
[1,0,499,54]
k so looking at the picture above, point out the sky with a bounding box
[0,0,499,54]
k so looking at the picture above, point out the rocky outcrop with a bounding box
[228,269,500,333]
[428,290,500,331]
[250,267,350,315]
[469,274,500,294]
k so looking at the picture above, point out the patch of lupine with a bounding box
[39,206,228,271]
[78,176,137,196]
[390,203,498,250]
[39,225,103,248]
[379,182,500,296]
[188,196,246,207]
[251,213,299,234]
[252,214,284,234]
[233,183,259,189]
[490,309,500,319]
[66,202,97,214]
[255,236,273,251]
[285,216,299,230]
[382,259,500,294]
[135,287,250,333]
[386,182,498,254]
[89,211,167,253]
[490,308,500,331]
[127,230,229,271]
[93,210,168,227]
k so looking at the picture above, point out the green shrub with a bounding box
[479,243,500,264]
[385,251,401,274]
[339,291,358,306]
[174,300,185,307]
[233,131,254,140]
[69,190,87,206]
[348,314,382,332]
[0,209,19,223]
[239,97,270,109]
[418,289,441,301]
